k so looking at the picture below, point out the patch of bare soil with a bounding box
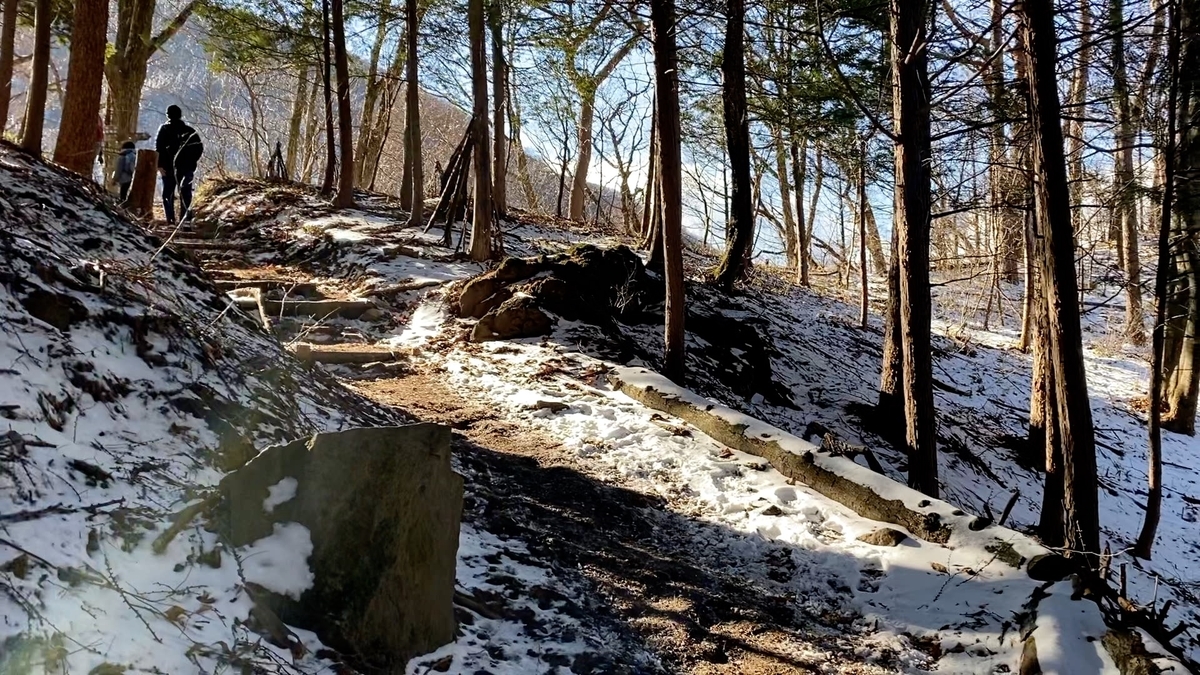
[355,370,884,674]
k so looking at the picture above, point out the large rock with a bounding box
[471,295,553,342]
[218,424,462,672]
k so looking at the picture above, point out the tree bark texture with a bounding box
[651,0,684,381]
[54,0,110,175]
[714,0,754,292]
[332,0,355,208]
[1163,0,1200,435]
[404,0,423,226]
[354,0,391,187]
[490,0,508,215]
[20,0,53,154]
[1019,0,1101,556]
[468,0,494,261]
[320,0,336,195]
[0,0,18,136]
[878,231,904,440]
[286,67,311,181]
[792,137,810,286]
[1110,0,1146,346]
[890,0,938,497]
[1135,0,1179,559]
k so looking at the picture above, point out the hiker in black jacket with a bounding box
[155,105,204,225]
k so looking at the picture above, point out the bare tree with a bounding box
[469,0,494,260]
[331,0,355,207]
[650,0,684,380]
[1018,0,1100,555]
[714,0,753,291]
[20,0,53,154]
[1109,0,1146,345]
[0,0,17,135]
[320,0,336,195]
[1136,0,1180,559]
[404,0,424,226]
[491,0,508,215]
[890,0,938,496]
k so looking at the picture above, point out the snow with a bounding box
[263,476,299,512]
[239,522,316,600]
[167,178,1200,670]
[0,151,401,673]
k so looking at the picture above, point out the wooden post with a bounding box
[126,149,158,218]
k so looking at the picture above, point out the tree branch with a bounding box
[149,0,198,57]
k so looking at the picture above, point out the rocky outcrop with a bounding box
[456,244,662,342]
[219,424,463,672]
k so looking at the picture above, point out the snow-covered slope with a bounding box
[0,145,408,672]
[186,178,1198,672]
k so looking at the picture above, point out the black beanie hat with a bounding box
[167,105,182,120]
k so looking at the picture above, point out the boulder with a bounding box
[459,276,501,318]
[471,296,554,342]
[856,528,908,547]
[218,424,463,671]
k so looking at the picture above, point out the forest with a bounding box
[0,0,1197,670]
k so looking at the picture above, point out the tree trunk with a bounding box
[773,129,797,267]
[651,0,684,381]
[641,97,658,238]
[301,70,323,184]
[286,67,311,180]
[354,0,391,187]
[1136,0,1179,559]
[567,95,597,221]
[891,0,938,497]
[988,0,1020,284]
[1163,0,1200,435]
[53,0,109,174]
[20,0,52,155]
[0,0,18,136]
[1110,0,1146,345]
[510,90,540,211]
[490,0,508,215]
[879,231,904,438]
[332,0,354,207]
[859,138,869,328]
[468,0,493,260]
[792,136,810,286]
[808,146,825,256]
[714,0,753,293]
[404,0,423,226]
[1066,0,1091,231]
[320,0,336,195]
[1019,0,1101,556]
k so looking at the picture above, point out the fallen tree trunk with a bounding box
[610,366,1057,561]
[234,296,375,320]
[289,342,409,364]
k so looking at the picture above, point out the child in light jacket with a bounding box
[115,142,136,201]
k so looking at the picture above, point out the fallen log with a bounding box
[233,297,375,320]
[610,367,1055,560]
[289,342,409,364]
[215,279,321,295]
[366,279,443,297]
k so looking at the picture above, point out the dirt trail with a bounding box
[356,370,886,675]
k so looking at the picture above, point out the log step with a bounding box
[289,342,408,364]
[215,279,320,295]
[234,296,375,319]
